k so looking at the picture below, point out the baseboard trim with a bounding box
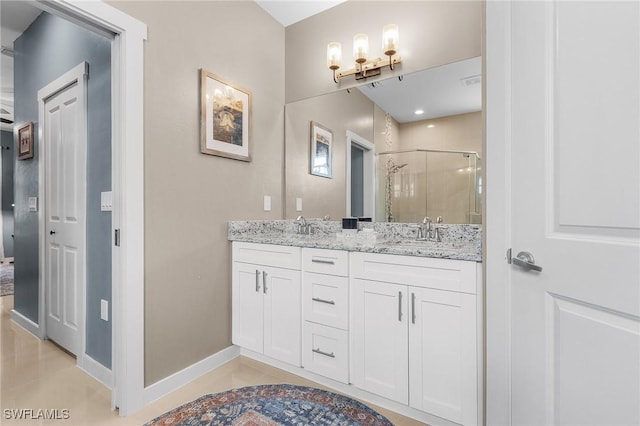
[78,354,113,390]
[10,309,43,339]
[144,345,240,405]
[239,348,456,426]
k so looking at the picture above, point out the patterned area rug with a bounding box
[144,384,394,426]
[0,264,13,297]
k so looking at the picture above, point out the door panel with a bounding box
[263,266,301,366]
[548,294,639,425]
[509,1,640,424]
[351,278,408,404]
[44,80,85,356]
[232,263,264,353]
[409,287,477,425]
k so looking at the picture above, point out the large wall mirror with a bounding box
[284,56,482,224]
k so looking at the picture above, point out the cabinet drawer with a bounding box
[350,252,477,294]
[302,322,349,384]
[302,248,349,277]
[233,242,301,270]
[303,272,348,330]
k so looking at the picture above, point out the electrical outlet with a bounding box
[296,198,303,211]
[263,195,271,212]
[100,299,109,321]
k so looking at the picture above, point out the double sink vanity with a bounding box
[229,220,483,426]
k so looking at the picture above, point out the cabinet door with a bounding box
[351,279,408,404]
[263,266,301,366]
[409,287,477,425]
[232,262,264,354]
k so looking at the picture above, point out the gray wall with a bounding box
[1,130,14,257]
[13,12,112,368]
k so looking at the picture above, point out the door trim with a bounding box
[37,61,89,365]
[484,1,513,425]
[31,0,147,416]
[345,131,375,219]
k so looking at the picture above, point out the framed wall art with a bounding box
[309,121,333,178]
[200,69,252,162]
[17,122,34,160]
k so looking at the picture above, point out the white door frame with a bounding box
[18,0,146,416]
[345,131,375,219]
[485,1,515,424]
[38,61,89,362]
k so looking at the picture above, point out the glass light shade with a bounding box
[327,42,342,70]
[382,24,399,56]
[353,34,369,64]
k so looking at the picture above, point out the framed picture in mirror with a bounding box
[309,121,333,178]
[200,69,252,162]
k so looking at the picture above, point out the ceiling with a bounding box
[357,57,482,123]
[1,0,42,129]
[255,0,347,27]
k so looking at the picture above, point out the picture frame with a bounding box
[200,69,252,162]
[309,121,333,178]
[17,122,34,160]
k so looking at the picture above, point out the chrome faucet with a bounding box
[417,217,432,240]
[295,215,311,235]
[433,216,443,242]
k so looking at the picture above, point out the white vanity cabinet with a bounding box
[351,252,481,426]
[232,242,302,366]
[301,248,350,383]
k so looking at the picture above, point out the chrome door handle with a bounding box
[311,258,335,265]
[263,271,268,293]
[312,297,335,305]
[512,251,543,272]
[398,291,403,322]
[255,270,261,292]
[411,293,416,324]
[312,348,335,358]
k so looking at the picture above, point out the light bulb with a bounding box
[327,42,342,70]
[382,24,399,56]
[353,34,369,64]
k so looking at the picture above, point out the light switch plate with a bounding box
[28,197,38,212]
[263,195,271,212]
[101,191,113,211]
[100,299,109,321]
[296,198,303,212]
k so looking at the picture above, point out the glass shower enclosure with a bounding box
[376,149,482,224]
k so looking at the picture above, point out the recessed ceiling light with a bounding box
[414,109,424,115]
[427,124,435,128]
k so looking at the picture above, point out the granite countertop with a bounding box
[228,220,482,262]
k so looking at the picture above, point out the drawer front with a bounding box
[303,272,348,330]
[302,322,349,384]
[233,242,301,270]
[350,252,477,294]
[302,248,349,277]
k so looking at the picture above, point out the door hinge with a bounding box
[506,248,512,264]
[114,229,121,247]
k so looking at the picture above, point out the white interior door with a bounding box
[43,76,87,357]
[498,1,640,424]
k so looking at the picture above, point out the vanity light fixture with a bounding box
[328,24,401,83]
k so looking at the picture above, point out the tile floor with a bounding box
[1,295,425,425]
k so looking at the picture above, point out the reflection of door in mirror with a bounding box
[346,131,374,219]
